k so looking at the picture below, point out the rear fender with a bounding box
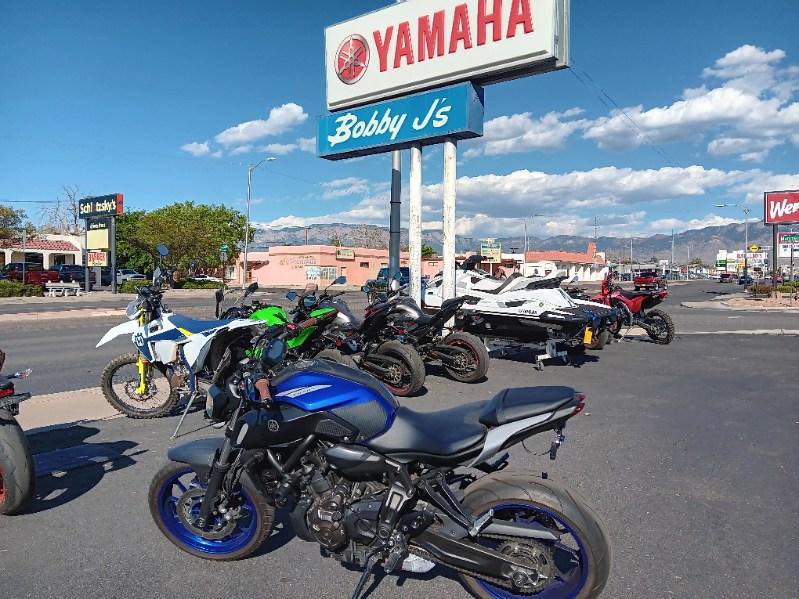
[96,320,140,348]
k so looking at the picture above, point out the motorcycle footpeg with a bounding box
[468,508,494,537]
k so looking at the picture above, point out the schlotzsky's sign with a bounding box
[318,82,484,160]
[79,194,124,219]
[325,0,570,111]
[764,190,799,225]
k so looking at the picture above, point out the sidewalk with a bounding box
[17,387,121,432]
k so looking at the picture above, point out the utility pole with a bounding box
[303,227,311,245]
[594,216,598,243]
[242,157,276,288]
[524,214,544,254]
[671,228,675,279]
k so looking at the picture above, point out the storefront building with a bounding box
[0,235,83,269]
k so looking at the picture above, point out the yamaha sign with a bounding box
[325,0,570,111]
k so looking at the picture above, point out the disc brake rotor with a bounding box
[176,488,237,540]
[496,540,555,594]
[124,379,157,401]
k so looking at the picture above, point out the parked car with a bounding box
[719,273,736,283]
[116,269,146,283]
[633,270,667,290]
[738,275,754,286]
[51,264,86,283]
[367,266,410,291]
[188,273,223,283]
[0,263,60,285]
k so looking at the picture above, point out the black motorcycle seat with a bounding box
[620,290,655,299]
[479,387,577,427]
[170,314,232,334]
[367,402,487,460]
[0,377,13,392]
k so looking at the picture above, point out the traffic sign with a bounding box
[219,244,229,253]
[749,244,760,253]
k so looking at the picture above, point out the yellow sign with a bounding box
[749,244,760,253]
[87,251,108,267]
[480,242,502,264]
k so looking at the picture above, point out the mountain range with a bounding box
[253,221,782,264]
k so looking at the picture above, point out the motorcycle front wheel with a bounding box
[645,309,675,345]
[100,353,180,419]
[458,474,611,599]
[0,416,35,515]
[148,461,273,561]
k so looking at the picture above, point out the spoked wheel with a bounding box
[644,309,675,345]
[374,341,426,396]
[100,353,179,419]
[459,475,610,598]
[148,462,273,561]
[441,332,490,383]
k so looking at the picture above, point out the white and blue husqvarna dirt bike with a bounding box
[97,252,263,436]
[148,321,611,599]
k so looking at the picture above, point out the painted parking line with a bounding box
[679,329,799,336]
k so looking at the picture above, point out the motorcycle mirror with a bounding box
[333,276,347,285]
[246,282,259,296]
[286,291,298,301]
[361,285,371,294]
[156,244,169,258]
[389,279,401,292]
[215,288,225,303]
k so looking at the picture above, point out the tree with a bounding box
[329,234,343,247]
[421,244,436,259]
[39,185,83,235]
[115,202,250,274]
[0,205,32,241]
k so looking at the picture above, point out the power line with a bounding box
[568,62,677,166]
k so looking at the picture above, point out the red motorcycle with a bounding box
[591,272,675,345]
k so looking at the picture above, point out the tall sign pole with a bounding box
[408,144,423,305]
[764,190,799,282]
[442,139,457,302]
[79,193,123,293]
[388,151,402,280]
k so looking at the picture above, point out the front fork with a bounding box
[135,355,150,395]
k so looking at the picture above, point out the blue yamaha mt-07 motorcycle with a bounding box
[148,319,610,599]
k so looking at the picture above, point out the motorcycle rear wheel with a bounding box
[315,348,357,369]
[458,473,611,599]
[0,417,35,516]
[374,341,426,396]
[441,332,490,383]
[101,353,180,419]
[645,309,675,345]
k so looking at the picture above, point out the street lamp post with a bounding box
[242,157,276,288]
[524,214,545,254]
[716,203,752,286]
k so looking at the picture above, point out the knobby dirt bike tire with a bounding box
[646,309,675,345]
[101,353,180,419]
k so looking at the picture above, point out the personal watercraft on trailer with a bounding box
[423,256,604,367]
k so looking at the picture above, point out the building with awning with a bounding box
[524,243,608,282]
[0,235,83,268]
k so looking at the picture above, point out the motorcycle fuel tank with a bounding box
[272,360,398,442]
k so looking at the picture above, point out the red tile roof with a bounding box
[0,239,80,252]
[525,243,605,266]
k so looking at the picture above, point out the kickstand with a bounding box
[171,391,196,439]
[350,551,381,599]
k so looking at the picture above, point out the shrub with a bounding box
[0,281,44,297]
[748,284,773,295]
[776,285,796,294]
[175,280,227,290]
[119,280,148,294]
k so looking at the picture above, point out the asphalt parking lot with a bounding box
[1,281,797,598]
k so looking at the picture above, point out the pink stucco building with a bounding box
[233,245,442,287]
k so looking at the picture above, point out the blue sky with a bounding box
[1,0,797,239]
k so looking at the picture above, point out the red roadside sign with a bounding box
[764,190,799,225]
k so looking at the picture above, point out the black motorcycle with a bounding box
[365,283,490,383]
[148,321,610,599]
[0,352,35,516]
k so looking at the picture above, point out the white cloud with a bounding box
[321,177,370,199]
[215,103,309,147]
[181,141,212,157]
[583,44,799,162]
[648,213,741,233]
[297,137,316,153]
[260,142,298,156]
[464,109,588,158]
[230,145,253,156]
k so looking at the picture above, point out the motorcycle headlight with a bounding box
[126,300,143,320]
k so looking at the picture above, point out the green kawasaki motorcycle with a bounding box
[215,278,426,396]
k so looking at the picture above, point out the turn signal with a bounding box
[0,388,13,399]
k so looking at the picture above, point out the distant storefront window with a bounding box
[320,266,337,280]
[306,266,321,281]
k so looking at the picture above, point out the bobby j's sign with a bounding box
[318,82,484,160]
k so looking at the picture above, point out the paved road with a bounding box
[1,333,797,599]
